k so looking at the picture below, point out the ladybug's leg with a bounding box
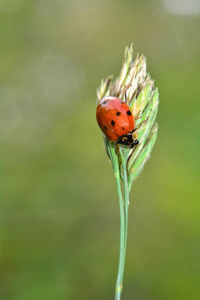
[134,109,144,120]
[129,139,139,149]
[133,118,149,131]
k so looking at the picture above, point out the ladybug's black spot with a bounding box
[127,110,132,116]
[104,125,108,130]
[111,120,115,126]
[121,127,125,130]
[116,112,121,116]
[120,101,124,104]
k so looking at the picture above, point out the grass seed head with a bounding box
[96,44,159,187]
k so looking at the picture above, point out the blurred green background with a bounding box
[1,0,200,299]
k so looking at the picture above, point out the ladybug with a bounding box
[96,96,139,148]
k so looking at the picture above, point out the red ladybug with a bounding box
[96,96,139,148]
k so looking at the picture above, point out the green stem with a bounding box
[108,144,125,300]
[121,149,130,273]
[114,170,125,300]
[109,144,131,300]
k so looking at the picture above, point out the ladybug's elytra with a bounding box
[96,96,139,148]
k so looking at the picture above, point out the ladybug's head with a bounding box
[117,130,139,149]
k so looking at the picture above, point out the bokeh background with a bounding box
[1,0,200,299]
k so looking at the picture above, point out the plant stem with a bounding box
[114,170,125,300]
[121,149,130,274]
[109,145,130,300]
[109,144,125,300]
